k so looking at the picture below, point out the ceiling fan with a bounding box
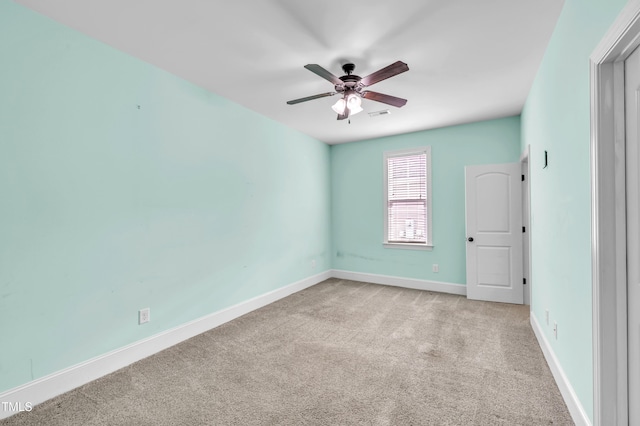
[286,61,409,120]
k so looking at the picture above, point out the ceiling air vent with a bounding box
[368,109,391,117]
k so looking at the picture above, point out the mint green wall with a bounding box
[0,1,330,393]
[331,116,521,283]
[521,0,626,420]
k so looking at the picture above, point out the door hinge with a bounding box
[521,174,525,181]
[523,278,527,285]
[522,226,526,233]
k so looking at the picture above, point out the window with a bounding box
[384,147,432,249]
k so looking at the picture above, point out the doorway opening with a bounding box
[521,146,531,306]
[591,2,640,424]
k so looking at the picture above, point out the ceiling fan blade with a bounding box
[337,106,350,121]
[360,61,409,87]
[286,92,336,105]
[304,64,343,86]
[362,91,408,108]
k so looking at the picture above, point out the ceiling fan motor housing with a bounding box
[330,63,363,96]
[336,78,363,93]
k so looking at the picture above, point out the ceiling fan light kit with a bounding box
[332,92,363,116]
[287,61,409,121]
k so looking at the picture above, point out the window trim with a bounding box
[383,146,433,250]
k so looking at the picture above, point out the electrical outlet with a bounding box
[432,264,439,273]
[553,321,558,340]
[311,259,316,269]
[139,308,150,325]
[545,309,549,325]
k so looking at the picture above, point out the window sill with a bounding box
[383,243,433,251]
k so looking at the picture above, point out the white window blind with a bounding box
[386,151,428,243]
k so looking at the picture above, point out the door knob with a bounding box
[467,237,474,242]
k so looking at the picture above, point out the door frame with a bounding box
[591,1,640,424]
[521,145,531,306]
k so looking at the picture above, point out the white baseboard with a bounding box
[331,269,467,296]
[0,270,332,420]
[530,314,591,426]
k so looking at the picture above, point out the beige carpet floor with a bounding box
[1,278,573,425]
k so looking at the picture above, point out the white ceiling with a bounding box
[15,0,564,144]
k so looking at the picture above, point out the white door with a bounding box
[625,43,640,426]
[465,163,523,304]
